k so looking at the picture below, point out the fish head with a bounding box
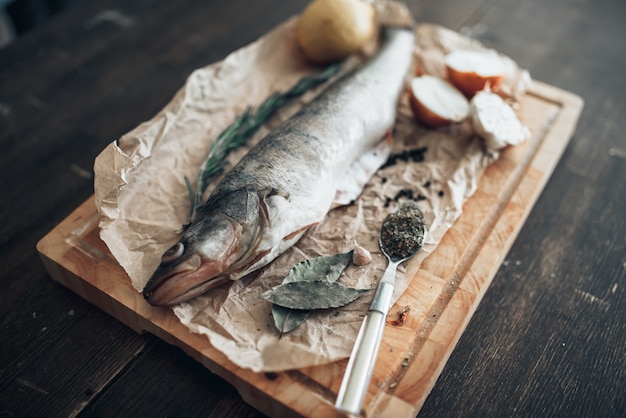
[143,187,264,306]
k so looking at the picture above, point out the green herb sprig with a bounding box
[187,63,342,221]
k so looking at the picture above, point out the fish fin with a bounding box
[332,132,393,208]
[258,187,290,228]
[257,187,289,200]
[283,222,318,241]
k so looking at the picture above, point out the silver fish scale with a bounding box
[216,27,415,203]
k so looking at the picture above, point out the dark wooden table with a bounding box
[1,0,624,416]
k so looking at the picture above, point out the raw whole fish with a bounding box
[143,27,415,306]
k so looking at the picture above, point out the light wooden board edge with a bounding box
[374,80,584,416]
[37,80,583,418]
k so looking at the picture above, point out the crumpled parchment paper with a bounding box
[93,1,530,372]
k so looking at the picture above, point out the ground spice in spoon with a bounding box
[380,203,425,261]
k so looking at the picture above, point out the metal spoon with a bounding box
[336,201,425,416]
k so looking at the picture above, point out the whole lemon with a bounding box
[296,0,376,64]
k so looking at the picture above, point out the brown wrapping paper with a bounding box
[93,1,530,372]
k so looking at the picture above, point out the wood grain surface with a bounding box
[36,79,583,417]
[1,0,624,417]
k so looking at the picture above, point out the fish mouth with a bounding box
[143,254,232,306]
[143,192,266,306]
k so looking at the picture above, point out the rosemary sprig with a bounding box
[188,63,342,220]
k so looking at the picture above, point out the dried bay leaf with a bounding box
[271,305,311,335]
[270,251,354,335]
[284,251,353,284]
[262,281,370,310]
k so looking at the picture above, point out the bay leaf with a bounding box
[283,251,353,284]
[271,251,354,335]
[262,281,370,310]
[271,305,311,336]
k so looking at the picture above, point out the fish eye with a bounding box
[162,242,184,262]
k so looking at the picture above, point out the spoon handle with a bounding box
[335,261,398,415]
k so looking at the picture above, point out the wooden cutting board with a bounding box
[37,80,582,417]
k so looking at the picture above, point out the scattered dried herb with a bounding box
[384,188,427,207]
[380,146,428,169]
[379,146,429,208]
[380,203,425,261]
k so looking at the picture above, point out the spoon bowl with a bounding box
[379,200,426,263]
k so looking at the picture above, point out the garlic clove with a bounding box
[470,90,529,151]
[352,242,372,266]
